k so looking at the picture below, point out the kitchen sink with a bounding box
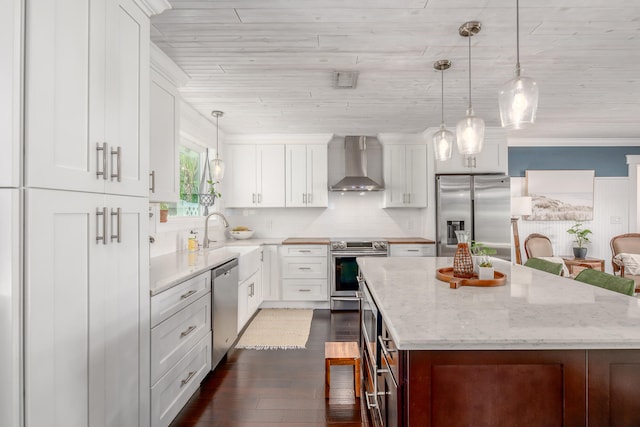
[208,245,261,283]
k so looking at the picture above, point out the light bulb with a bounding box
[432,124,454,161]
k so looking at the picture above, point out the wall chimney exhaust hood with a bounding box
[330,136,383,191]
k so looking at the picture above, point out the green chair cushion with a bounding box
[524,257,564,275]
[574,269,635,296]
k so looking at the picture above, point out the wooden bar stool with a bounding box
[325,341,360,398]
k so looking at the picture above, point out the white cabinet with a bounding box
[434,128,508,174]
[389,244,436,257]
[285,144,328,207]
[281,245,328,301]
[238,269,262,332]
[25,0,150,196]
[0,0,21,188]
[383,144,427,208]
[262,244,282,301]
[25,188,149,427]
[226,144,285,207]
[149,69,180,201]
[150,271,212,427]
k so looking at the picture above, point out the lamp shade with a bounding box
[499,74,538,129]
[456,109,485,155]
[433,124,454,161]
[511,196,532,217]
[211,158,225,180]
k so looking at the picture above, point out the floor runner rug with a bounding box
[235,309,314,350]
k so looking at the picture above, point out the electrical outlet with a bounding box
[610,216,622,224]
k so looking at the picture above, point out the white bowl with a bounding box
[230,230,254,240]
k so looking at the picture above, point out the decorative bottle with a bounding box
[453,230,474,278]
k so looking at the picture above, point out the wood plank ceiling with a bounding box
[151,0,640,139]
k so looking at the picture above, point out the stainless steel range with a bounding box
[330,238,388,310]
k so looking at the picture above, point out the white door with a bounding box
[0,189,20,427]
[226,145,257,207]
[285,145,307,207]
[405,144,427,207]
[104,0,149,197]
[150,70,180,202]
[307,144,328,207]
[25,0,106,193]
[383,145,407,207]
[257,145,285,207]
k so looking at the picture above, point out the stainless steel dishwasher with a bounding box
[212,258,239,369]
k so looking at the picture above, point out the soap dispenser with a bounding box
[188,230,199,252]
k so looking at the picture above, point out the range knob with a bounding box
[373,241,387,250]
[332,241,346,250]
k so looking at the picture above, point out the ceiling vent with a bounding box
[333,71,359,89]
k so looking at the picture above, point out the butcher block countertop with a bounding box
[386,237,435,244]
[281,237,330,245]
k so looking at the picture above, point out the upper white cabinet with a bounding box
[383,144,427,208]
[25,188,149,427]
[0,0,21,188]
[226,144,285,208]
[433,128,508,174]
[25,0,149,196]
[149,69,180,201]
[285,144,328,207]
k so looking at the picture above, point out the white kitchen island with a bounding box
[357,256,640,427]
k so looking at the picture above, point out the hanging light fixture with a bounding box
[432,59,454,162]
[499,0,538,129]
[210,110,225,180]
[456,21,484,157]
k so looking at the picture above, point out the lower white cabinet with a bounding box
[262,244,282,301]
[150,273,213,427]
[238,269,262,332]
[389,244,436,257]
[281,245,328,301]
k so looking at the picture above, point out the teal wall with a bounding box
[508,147,640,177]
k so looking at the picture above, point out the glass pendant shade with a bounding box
[433,124,454,161]
[499,73,538,129]
[211,157,225,180]
[456,108,485,156]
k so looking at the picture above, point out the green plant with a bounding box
[207,179,222,199]
[160,203,168,210]
[566,222,592,248]
[471,241,496,267]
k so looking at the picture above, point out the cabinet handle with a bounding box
[308,193,312,204]
[180,371,197,387]
[258,193,262,203]
[149,171,155,192]
[302,193,307,203]
[110,208,121,243]
[298,289,311,292]
[299,250,311,253]
[96,207,107,245]
[249,282,255,297]
[298,267,312,270]
[110,146,121,182]
[180,325,197,338]
[180,289,197,300]
[407,193,411,204]
[96,142,108,180]
[378,335,398,357]
[365,391,379,409]
[252,193,256,203]
[407,249,419,252]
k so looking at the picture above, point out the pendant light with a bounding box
[210,110,225,180]
[432,59,454,161]
[499,0,538,129]
[456,21,484,156]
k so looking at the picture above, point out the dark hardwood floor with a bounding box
[170,309,370,427]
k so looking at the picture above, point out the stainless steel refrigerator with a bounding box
[436,174,511,260]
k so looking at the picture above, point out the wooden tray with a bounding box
[436,267,507,289]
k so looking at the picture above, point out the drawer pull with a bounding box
[298,250,311,253]
[180,289,197,300]
[180,370,196,387]
[298,289,311,292]
[298,267,312,270]
[180,325,197,338]
[407,249,420,252]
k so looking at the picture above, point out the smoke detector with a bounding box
[333,71,359,89]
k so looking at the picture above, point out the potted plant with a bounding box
[159,203,169,223]
[471,242,497,279]
[566,222,592,259]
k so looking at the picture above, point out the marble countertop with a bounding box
[149,238,281,296]
[386,237,435,244]
[357,257,640,351]
[281,237,330,245]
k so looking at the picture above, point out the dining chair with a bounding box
[574,269,635,296]
[610,233,640,293]
[524,233,554,258]
[524,257,564,276]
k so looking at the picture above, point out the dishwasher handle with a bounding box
[213,258,239,278]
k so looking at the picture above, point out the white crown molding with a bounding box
[626,155,640,165]
[508,137,640,147]
[225,134,334,145]
[133,0,171,16]
[151,43,190,87]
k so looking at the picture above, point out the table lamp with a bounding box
[511,196,532,264]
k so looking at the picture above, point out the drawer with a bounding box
[282,279,328,301]
[281,245,328,257]
[151,331,211,427]
[389,244,435,257]
[151,270,211,327]
[281,256,327,279]
[151,293,211,385]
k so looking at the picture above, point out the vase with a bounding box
[453,230,474,278]
[478,266,494,280]
[573,247,587,259]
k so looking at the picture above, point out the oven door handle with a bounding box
[332,252,388,257]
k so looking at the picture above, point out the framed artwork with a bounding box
[525,170,594,221]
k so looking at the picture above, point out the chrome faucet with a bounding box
[203,211,230,248]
